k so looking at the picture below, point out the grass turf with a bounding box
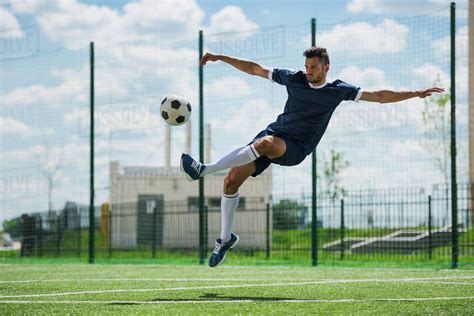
[0,263,473,315]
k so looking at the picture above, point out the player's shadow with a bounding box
[149,293,291,302]
[201,293,290,301]
[109,293,291,305]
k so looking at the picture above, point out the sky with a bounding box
[0,0,470,223]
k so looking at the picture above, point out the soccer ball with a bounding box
[160,95,191,126]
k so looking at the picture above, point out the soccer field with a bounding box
[0,264,473,314]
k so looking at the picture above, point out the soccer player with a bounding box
[180,46,444,267]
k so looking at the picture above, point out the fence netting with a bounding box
[1,6,472,267]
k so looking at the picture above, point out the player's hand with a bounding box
[200,52,219,66]
[418,87,445,98]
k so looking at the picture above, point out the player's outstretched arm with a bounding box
[199,52,269,79]
[359,87,445,104]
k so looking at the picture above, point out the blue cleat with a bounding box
[208,233,239,267]
[180,153,205,181]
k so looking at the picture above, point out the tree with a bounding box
[421,76,450,185]
[421,76,450,217]
[320,149,350,202]
[272,199,304,230]
[32,137,64,214]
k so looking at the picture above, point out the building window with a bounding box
[239,197,246,210]
[146,200,156,214]
[188,196,246,211]
[188,197,199,212]
[208,197,221,208]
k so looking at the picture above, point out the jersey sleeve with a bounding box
[336,80,363,102]
[268,68,298,86]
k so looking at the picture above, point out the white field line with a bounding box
[0,276,474,299]
[0,264,468,274]
[1,297,474,304]
[412,281,474,285]
[0,278,276,284]
[0,275,473,285]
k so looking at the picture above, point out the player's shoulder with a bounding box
[326,79,357,89]
[328,79,345,86]
[275,68,303,75]
[292,69,306,81]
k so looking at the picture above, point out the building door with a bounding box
[137,195,164,247]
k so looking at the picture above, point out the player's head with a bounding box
[303,46,330,85]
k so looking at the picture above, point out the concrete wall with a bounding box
[109,161,272,249]
[469,0,474,220]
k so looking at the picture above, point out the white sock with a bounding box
[201,144,260,177]
[220,192,240,243]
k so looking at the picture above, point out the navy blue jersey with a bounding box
[267,68,362,155]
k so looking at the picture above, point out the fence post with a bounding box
[340,199,345,260]
[108,207,112,258]
[450,2,458,269]
[310,17,318,267]
[198,30,206,265]
[428,195,433,260]
[88,41,95,264]
[266,203,271,259]
[37,217,43,257]
[205,205,208,251]
[152,205,157,258]
[56,215,61,256]
[76,209,81,257]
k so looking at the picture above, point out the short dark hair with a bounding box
[303,46,330,65]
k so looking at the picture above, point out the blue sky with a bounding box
[0,0,469,222]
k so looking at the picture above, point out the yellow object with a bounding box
[100,203,109,251]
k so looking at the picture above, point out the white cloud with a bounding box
[64,103,166,135]
[8,1,260,50]
[318,19,409,54]
[261,8,280,20]
[8,0,53,14]
[206,6,259,36]
[121,0,204,42]
[456,63,468,98]
[208,98,280,138]
[412,62,467,98]
[205,76,252,98]
[10,0,205,49]
[329,65,432,134]
[0,117,33,136]
[0,6,23,38]
[347,0,452,15]
[336,65,389,90]
[2,67,88,108]
[413,63,449,87]
[432,26,467,63]
[2,44,199,110]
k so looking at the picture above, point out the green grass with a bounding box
[3,227,474,268]
[0,263,473,315]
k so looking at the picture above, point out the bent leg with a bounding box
[220,162,256,242]
[253,135,287,159]
[200,144,260,177]
[223,162,256,195]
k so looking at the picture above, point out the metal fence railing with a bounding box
[3,184,472,267]
[1,5,471,268]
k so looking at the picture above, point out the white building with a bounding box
[108,124,272,250]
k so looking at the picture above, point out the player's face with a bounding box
[305,57,329,85]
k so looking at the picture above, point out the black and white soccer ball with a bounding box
[160,95,191,126]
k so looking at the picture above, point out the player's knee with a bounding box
[254,137,274,155]
[223,173,241,194]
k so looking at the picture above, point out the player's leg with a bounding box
[209,162,256,267]
[180,134,286,181]
[252,135,286,160]
[220,162,256,239]
[180,143,260,181]
[217,136,285,242]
